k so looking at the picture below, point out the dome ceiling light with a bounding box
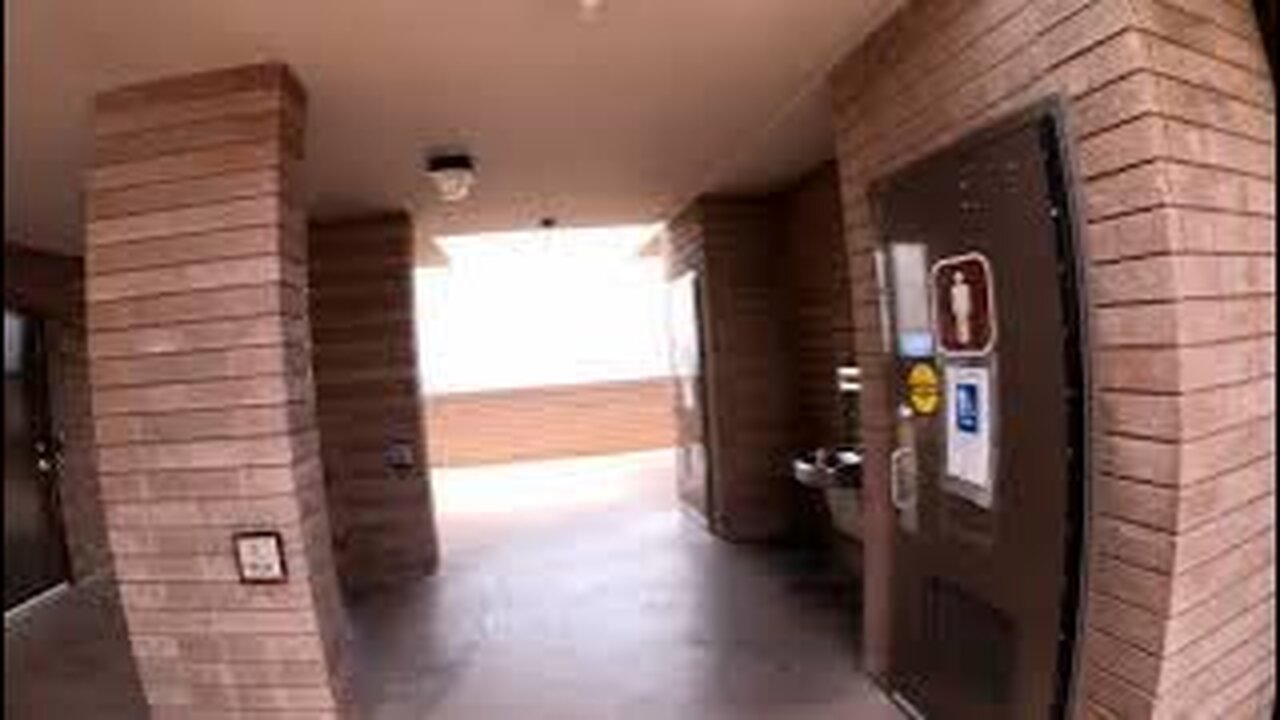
[425,152,478,203]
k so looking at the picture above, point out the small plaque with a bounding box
[232,531,288,584]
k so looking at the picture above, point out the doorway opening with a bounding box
[414,223,680,557]
[4,307,72,616]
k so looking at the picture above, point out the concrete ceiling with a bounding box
[5,0,901,255]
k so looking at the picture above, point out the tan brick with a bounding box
[88,197,286,248]
[96,435,301,473]
[87,221,292,272]
[1168,528,1274,614]
[1164,563,1274,653]
[1092,296,1274,347]
[88,284,297,330]
[1095,515,1177,572]
[1138,32,1275,108]
[1179,454,1276,527]
[92,375,298,416]
[92,111,287,168]
[88,140,286,192]
[1072,72,1163,138]
[133,658,329,690]
[1150,73,1276,142]
[89,316,295,359]
[830,0,1276,711]
[1084,590,1166,654]
[1091,552,1172,614]
[93,88,286,137]
[1131,0,1271,73]
[87,63,350,719]
[119,581,314,612]
[1084,162,1167,220]
[91,346,292,388]
[87,253,292,303]
[1096,474,1179,527]
[1157,597,1274,693]
[1154,632,1274,716]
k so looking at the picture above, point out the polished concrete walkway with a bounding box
[350,450,901,719]
[5,450,900,719]
[4,578,147,719]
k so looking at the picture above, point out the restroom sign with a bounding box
[931,252,996,357]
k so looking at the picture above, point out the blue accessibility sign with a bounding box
[955,382,980,434]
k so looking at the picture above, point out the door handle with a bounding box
[33,438,62,478]
[890,447,915,512]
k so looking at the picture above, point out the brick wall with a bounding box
[661,168,858,544]
[4,242,111,582]
[309,213,438,594]
[778,162,858,451]
[86,64,354,718]
[830,0,1275,715]
[426,378,676,467]
[663,199,804,541]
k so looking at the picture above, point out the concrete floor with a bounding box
[4,578,147,719]
[5,449,900,720]
[350,449,901,719]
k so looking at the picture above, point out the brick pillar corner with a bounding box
[309,212,439,594]
[86,62,355,718]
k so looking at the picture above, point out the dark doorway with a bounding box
[872,103,1087,719]
[4,307,71,611]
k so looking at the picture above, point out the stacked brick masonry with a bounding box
[829,0,1274,716]
[425,378,676,467]
[779,162,859,452]
[85,64,354,718]
[664,200,805,541]
[776,164,862,554]
[4,243,112,583]
[660,169,858,544]
[309,214,438,594]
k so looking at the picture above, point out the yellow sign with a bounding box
[907,362,941,415]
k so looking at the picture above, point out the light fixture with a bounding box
[579,0,604,21]
[425,152,477,203]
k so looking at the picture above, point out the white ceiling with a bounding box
[5,0,901,256]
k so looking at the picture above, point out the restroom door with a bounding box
[668,271,713,525]
[4,308,72,611]
[873,106,1086,719]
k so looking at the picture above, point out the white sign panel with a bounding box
[945,364,993,496]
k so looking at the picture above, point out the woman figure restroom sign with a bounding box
[930,252,996,357]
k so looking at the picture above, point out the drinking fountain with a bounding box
[791,365,863,540]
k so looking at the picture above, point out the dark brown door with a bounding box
[4,308,71,611]
[668,271,713,524]
[873,107,1086,719]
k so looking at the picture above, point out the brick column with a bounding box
[86,64,354,718]
[663,199,802,541]
[829,0,1275,715]
[309,213,438,594]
